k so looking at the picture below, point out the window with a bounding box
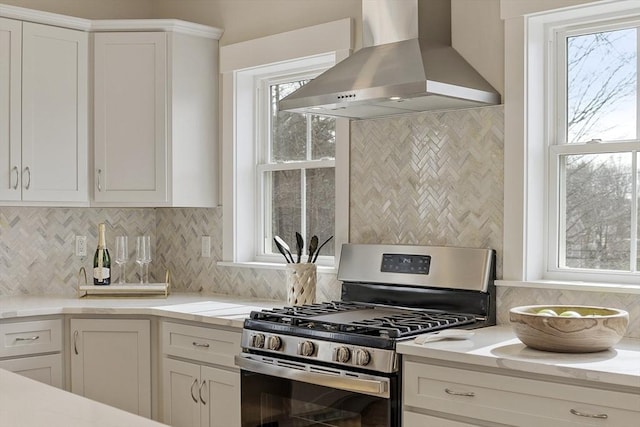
[257,76,336,262]
[218,19,351,268]
[547,17,640,282]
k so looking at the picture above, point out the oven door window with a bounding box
[241,371,396,427]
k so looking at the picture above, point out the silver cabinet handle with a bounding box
[11,166,19,190]
[190,378,199,403]
[445,388,475,397]
[192,341,210,348]
[23,166,31,190]
[97,169,102,192]
[570,408,608,419]
[15,335,40,342]
[73,330,79,355]
[199,380,207,405]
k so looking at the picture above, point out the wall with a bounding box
[151,0,362,47]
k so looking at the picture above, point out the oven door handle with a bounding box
[235,355,390,398]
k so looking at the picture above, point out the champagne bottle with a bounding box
[93,223,111,285]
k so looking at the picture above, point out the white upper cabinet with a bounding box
[1,3,221,207]
[0,18,88,204]
[93,32,168,205]
[0,17,21,202]
[93,25,221,207]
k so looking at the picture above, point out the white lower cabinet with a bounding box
[70,318,151,417]
[0,353,63,386]
[403,359,640,426]
[0,318,63,388]
[163,358,240,427]
[161,321,241,427]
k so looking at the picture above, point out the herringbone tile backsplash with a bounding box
[1,106,637,337]
[0,208,156,295]
[350,106,504,275]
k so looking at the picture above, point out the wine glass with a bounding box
[114,236,128,284]
[136,236,151,283]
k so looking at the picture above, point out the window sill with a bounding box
[217,261,337,275]
[496,280,640,295]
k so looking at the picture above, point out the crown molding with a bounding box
[0,4,223,39]
[0,3,91,30]
[91,19,223,39]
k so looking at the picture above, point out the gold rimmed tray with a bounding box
[77,268,171,298]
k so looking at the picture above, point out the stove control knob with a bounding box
[266,335,282,351]
[335,346,351,363]
[299,341,315,357]
[354,349,371,366]
[251,333,265,348]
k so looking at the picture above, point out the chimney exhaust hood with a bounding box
[278,0,500,120]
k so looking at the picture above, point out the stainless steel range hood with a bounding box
[279,0,500,120]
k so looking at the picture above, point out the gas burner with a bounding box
[249,301,477,340]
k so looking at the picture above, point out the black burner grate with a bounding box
[249,301,476,339]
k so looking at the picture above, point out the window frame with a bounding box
[545,17,640,284]
[501,0,640,291]
[255,71,337,265]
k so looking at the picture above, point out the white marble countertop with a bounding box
[0,293,284,329]
[0,368,169,427]
[397,325,640,389]
[2,295,639,392]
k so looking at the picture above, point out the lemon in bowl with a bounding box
[509,305,628,353]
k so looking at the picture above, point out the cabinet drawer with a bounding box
[403,411,479,427]
[0,319,62,357]
[404,361,640,426]
[0,353,63,388]
[161,321,241,368]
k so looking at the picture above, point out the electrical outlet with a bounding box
[75,236,87,257]
[201,236,211,258]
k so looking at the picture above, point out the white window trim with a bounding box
[219,19,352,270]
[501,0,640,292]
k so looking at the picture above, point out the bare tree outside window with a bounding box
[567,28,636,143]
[561,27,639,273]
[563,153,633,270]
[267,80,335,257]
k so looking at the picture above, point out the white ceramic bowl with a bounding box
[509,305,628,353]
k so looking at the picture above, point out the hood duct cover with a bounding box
[279,0,500,120]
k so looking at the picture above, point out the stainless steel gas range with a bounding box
[236,244,496,427]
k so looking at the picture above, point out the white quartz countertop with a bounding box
[397,325,640,389]
[0,368,169,427]
[2,296,639,391]
[0,293,284,329]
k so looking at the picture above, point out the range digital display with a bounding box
[381,253,431,275]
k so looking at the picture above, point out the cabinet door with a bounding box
[0,354,62,388]
[0,18,21,201]
[200,366,240,427]
[162,358,201,427]
[21,22,88,202]
[93,32,168,205]
[70,318,151,417]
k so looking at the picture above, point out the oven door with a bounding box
[236,353,399,427]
